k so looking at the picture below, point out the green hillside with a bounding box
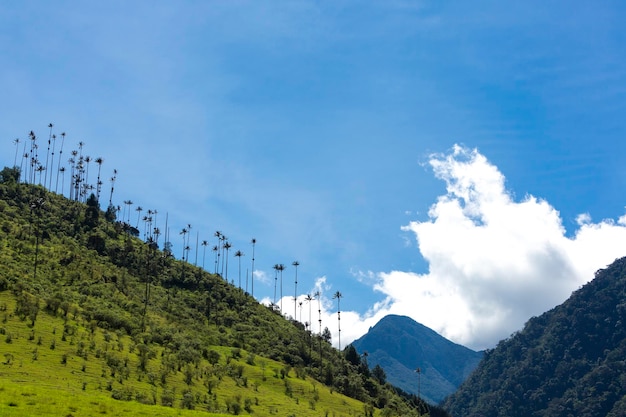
[443,256,626,417]
[0,166,439,416]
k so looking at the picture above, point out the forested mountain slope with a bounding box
[0,168,443,416]
[352,314,482,404]
[443,256,626,417]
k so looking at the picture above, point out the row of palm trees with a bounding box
[13,125,114,206]
[10,126,345,349]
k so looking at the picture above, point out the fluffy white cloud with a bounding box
[339,145,626,351]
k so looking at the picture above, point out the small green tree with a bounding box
[0,166,20,184]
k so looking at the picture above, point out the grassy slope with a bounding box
[0,180,411,416]
[0,292,366,416]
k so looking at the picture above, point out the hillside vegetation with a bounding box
[0,166,442,417]
[443,256,626,417]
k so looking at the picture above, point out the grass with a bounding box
[0,292,373,416]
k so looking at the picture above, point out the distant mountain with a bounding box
[351,314,483,404]
[443,256,626,417]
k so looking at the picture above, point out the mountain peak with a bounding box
[352,314,482,404]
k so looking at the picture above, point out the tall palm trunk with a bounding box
[292,261,300,319]
[55,132,65,193]
[250,238,256,296]
[44,123,53,188]
[333,291,343,350]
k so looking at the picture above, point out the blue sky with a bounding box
[2,1,626,350]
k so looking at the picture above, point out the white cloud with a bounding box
[337,145,626,351]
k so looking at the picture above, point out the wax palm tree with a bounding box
[68,156,75,200]
[305,294,314,329]
[277,263,286,314]
[180,227,188,261]
[333,291,343,350]
[214,231,222,275]
[20,140,28,182]
[27,130,35,183]
[36,164,45,185]
[305,293,315,356]
[316,290,323,369]
[109,169,117,206]
[250,238,256,296]
[273,264,280,305]
[59,167,66,195]
[95,157,103,203]
[83,155,91,201]
[123,200,133,223]
[292,261,300,319]
[223,241,232,281]
[55,132,65,193]
[135,206,143,228]
[48,134,56,189]
[201,240,209,269]
[234,250,244,289]
[28,131,37,184]
[44,123,53,188]
[13,138,20,168]
[314,290,322,335]
[212,245,219,274]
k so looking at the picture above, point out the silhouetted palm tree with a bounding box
[20,139,28,182]
[292,261,300,319]
[333,291,343,350]
[59,167,66,195]
[48,134,56,190]
[36,164,45,185]
[123,200,133,223]
[13,138,20,168]
[55,132,66,193]
[28,130,36,184]
[212,245,219,274]
[316,290,323,368]
[180,227,188,261]
[109,169,117,206]
[305,292,315,356]
[214,231,222,275]
[135,206,143,228]
[95,157,103,203]
[223,241,232,281]
[201,240,209,269]
[273,264,280,305]
[314,290,322,335]
[250,238,256,296]
[305,294,314,329]
[235,250,244,289]
[277,263,286,314]
[83,155,91,201]
[44,123,53,188]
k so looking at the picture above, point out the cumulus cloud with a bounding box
[338,145,626,351]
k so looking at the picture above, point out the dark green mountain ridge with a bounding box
[443,256,626,417]
[351,314,483,404]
